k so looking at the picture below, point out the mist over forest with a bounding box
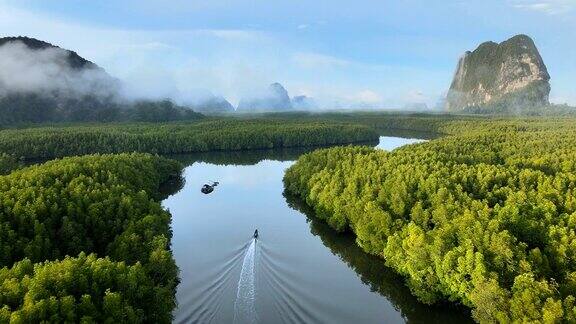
[0,30,574,126]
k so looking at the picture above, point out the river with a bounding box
[163,136,473,324]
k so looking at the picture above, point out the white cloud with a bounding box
[2,1,570,111]
[550,92,576,105]
[511,0,575,14]
[0,4,264,60]
[350,90,383,104]
[403,89,429,103]
[0,41,118,97]
[0,2,447,110]
[0,3,271,103]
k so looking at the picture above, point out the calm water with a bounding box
[163,137,473,324]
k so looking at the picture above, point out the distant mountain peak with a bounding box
[268,82,290,99]
[190,95,234,114]
[237,82,293,112]
[292,95,317,110]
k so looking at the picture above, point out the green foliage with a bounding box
[284,117,576,322]
[124,100,204,122]
[286,194,474,322]
[0,154,21,175]
[0,154,182,323]
[0,96,204,126]
[0,119,378,159]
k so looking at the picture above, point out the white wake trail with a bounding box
[234,239,257,324]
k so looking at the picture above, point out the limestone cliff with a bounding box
[446,34,550,112]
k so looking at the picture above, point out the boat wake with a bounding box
[234,238,258,324]
[177,234,315,324]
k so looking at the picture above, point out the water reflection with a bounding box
[168,140,378,166]
[158,172,186,201]
[284,194,474,324]
[379,129,439,141]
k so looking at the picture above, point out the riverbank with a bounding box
[284,117,576,322]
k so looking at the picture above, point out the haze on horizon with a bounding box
[0,0,574,109]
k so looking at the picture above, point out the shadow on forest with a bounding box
[284,193,474,324]
[379,129,441,140]
[157,172,186,201]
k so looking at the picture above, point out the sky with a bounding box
[0,0,574,108]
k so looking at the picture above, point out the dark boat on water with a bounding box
[201,181,219,194]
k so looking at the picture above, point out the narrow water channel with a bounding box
[163,136,473,323]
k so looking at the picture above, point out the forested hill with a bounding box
[0,36,204,124]
[284,118,576,322]
[0,36,119,124]
[0,36,98,70]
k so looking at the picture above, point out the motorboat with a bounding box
[201,181,219,194]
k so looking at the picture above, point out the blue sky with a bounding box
[0,0,574,108]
